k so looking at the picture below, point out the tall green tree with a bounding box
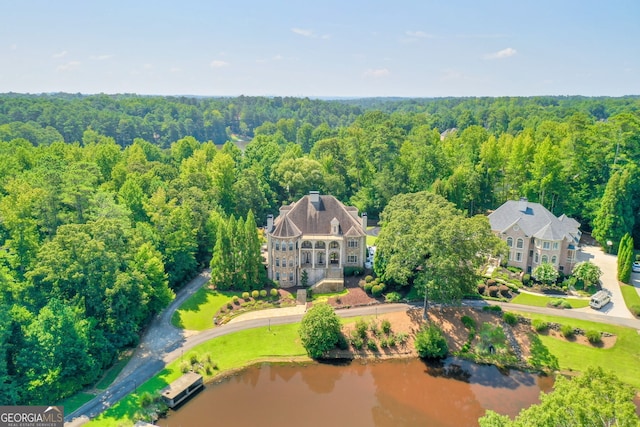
[299,303,343,359]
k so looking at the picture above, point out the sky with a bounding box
[1,0,639,97]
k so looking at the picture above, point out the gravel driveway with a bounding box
[575,245,633,319]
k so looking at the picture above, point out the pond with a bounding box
[157,358,553,427]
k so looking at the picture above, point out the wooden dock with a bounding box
[161,372,204,408]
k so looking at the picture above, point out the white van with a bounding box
[589,290,611,310]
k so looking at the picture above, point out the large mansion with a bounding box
[488,198,581,275]
[265,191,367,290]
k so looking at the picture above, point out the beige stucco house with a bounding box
[265,191,367,290]
[488,198,581,275]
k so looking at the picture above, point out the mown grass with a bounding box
[171,288,241,330]
[620,283,640,315]
[511,292,590,309]
[311,288,349,303]
[517,311,640,390]
[57,392,95,416]
[88,323,308,426]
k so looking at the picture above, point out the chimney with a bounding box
[361,212,368,230]
[309,190,320,204]
[518,197,528,213]
[266,214,274,233]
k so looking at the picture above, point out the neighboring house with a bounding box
[488,198,581,275]
[265,191,367,290]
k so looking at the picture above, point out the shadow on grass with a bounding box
[529,333,559,371]
[171,288,240,329]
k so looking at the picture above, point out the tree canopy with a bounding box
[298,303,343,359]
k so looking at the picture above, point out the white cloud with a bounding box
[484,47,517,59]
[291,28,314,37]
[210,60,229,68]
[90,54,113,61]
[273,54,283,60]
[52,50,68,58]
[364,68,390,78]
[56,61,80,71]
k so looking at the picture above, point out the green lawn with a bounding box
[57,392,95,416]
[620,283,640,313]
[171,287,240,330]
[511,292,590,309]
[366,226,378,246]
[311,288,348,303]
[88,323,308,426]
[517,312,640,390]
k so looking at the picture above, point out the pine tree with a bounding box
[234,215,248,291]
[618,233,634,284]
[210,219,232,290]
[226,215,237,286]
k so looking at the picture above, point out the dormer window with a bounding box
[330,217,339,235]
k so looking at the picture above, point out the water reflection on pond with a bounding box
[157,358,553,427]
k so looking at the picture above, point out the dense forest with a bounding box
[0,93,639,404]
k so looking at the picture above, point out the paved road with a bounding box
[65,271,640,424]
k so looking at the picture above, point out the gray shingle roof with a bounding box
[488,199,580,242]
[271,194,366,238]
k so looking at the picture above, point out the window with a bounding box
[275,272,280,280]
[275,242,280,250]
[534,253,539,263]
[508,251,513,261]
[289,242,294,251]
[347,255,358,263]
[516,238,524,249]
[529,250,533,257]
[567,250,574,261]
[275,258,280,267]
[330,241,339,249]
[506,237,513,247]
[315,241,325,249]
[552,242,559,250]
[289,273,293,281]
[535,239,541,248]
[542,241,550,250]
[282,259,286,267]
[541,255,548,263]
[551,255,557,264]
[559,266,564,271]
[301,241,312,249]
[330,252,339,264]
[282,243,286,252]
[348,239,358,248]
[317,253,324,264]
[516,252,522,262]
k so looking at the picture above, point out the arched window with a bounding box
[315,241,325,249]
[516,238,524,249]
[541,255,548,264]
[551,255,557,264]
[289,242,294,251]
[301,241,312,249]
[329,241,339,249]
[506,237,513,247]
[275,241,280,250]
[275,258,280,267]
[282,259,286,267]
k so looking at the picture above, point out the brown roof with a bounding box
[271,194,365,238]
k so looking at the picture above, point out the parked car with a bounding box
[632,261,640,273]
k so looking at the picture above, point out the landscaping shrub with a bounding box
[367,340,378,351]
[560,300,572,309]
[507,266,522,274]
[259,289,267,298]
[369,321,380,336]
[395,332,409,345]
[586,330,602,344]
[461,315,476,329]
[270,288,278,297]
[379,337,389,348]
[488,286,499,297]
[232,295,239,304]
[486,279,497,287]
[251,290,259,298]
[242,292,250,300]
[482,304,502,313]
[365,275,374,283]
[499,284,510,297]
[350,336,364,350]
[381,319,392,335]
[477,284,486,295]
[384,291,402,303]
[387,335,397,347]
[371,284,384,297]
[522,274,531,286]
[532,319,548,332]
[415,323,448,359]
[355,319,369,339]
[336,333,349,350]
[561,324,575,338]
[364,282,374,293]
[503,312,518,326]
[226,302,233,309]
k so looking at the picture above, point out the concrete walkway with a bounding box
[575,244,633,319]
